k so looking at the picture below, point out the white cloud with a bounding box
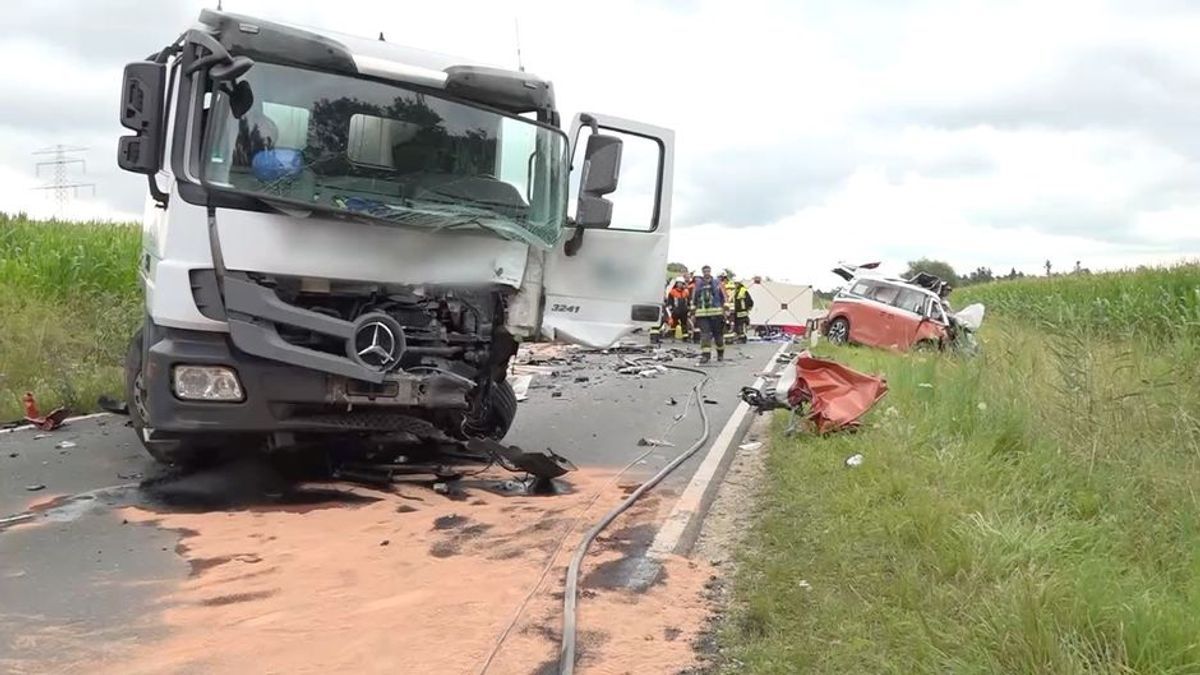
[1,0,1199,281]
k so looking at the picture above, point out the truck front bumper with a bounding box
[143,325,472,434]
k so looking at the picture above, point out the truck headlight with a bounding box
[172,365,244,402]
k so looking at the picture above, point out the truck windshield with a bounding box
[203,62,569,249]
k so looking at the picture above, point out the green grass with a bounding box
[722,267,1200,674]
[956,263,1200,343]
[0,213,141,421]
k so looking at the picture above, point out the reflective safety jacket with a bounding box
[665,286,690,315]
[733,283,754,317]
[691,277,726,317]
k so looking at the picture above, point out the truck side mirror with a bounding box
[117,62,166,175]
[575,133,622,228]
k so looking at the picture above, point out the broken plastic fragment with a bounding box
[637,438,675,447]
[844,453,864,467]
[738,441,764,452]
[510,374,532,402]
[54,440,77,450]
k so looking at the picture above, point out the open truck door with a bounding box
[541,113,675,348]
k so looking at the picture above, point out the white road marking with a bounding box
[0,412,113,436]
[644,341,791,560]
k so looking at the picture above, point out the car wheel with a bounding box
[827,317,850,345]
[125,328,211,468]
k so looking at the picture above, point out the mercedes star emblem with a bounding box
[354,321,397,368]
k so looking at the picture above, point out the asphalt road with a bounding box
[0,340,776,671]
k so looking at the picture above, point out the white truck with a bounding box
[117,10,675,466]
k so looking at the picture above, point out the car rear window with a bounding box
[849,281,873,296]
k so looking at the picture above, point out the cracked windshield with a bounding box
[204,62,568,248]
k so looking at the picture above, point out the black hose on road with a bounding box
[557,364,712,674]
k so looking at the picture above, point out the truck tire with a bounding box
[487,380,518,440]
[125,327,210,468]
[827,317,851,345]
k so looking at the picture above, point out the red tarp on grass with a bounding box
[787,353,889,433]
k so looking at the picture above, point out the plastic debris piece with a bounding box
[509,374,532,402]
[738,441,764,452]
[845,453,864,467]
[637,438,675,447]
[917,382,934,389]
[665,397,677,406]
[55,441,77,450]
[25,484,46,491]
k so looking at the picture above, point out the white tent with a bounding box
[747,281,814,328]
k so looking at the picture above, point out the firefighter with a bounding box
[688,270,701,342]
[732,278,754,343]
[664,277,691,340]
[691,265,726,363]
[719,273,737,342]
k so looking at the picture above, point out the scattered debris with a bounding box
[703,398,719,405]
[117,471,143,480]
[844,453,865,467]
[977,402,988,411]
[32,433,49,440]
[665,397,677,406]
[797,579,812,590]
[432,482,450,495]
[741,351,888,434]
[574,376,590,383]
[917,382,933,389]
[25,484,46,492]
[637,438,676,448]
[551,391,564,398]
[738,441,763,452]
[19,392,69,431]
[54,440,77,450]
[97,395,130,415]
[379,539,390,546]
[466,438,576,479]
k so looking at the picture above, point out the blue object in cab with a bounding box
[251,149,303,182]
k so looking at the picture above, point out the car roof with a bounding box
[849,276,940,298]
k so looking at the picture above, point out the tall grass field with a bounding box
[722,263,1200,674]
[0,213,141,421]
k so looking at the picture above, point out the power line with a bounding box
[33,145,95,217]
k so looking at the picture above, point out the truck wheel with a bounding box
[125,328,210,468]
[487,380,518,440]
[827,317,851,345]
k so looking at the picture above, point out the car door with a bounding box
[889,288,929,349]
[832,280,876,345]
[861,282,903,347]
[542,113,675,347]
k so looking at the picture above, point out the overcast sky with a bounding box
[2,0,1199,285]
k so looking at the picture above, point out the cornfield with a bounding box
[956,263,1200,342]
[0,211,141,298]
[0,213,142,419]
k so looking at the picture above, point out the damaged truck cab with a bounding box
[117,10,675,464]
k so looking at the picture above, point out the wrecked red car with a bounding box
[820,263,984,352]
